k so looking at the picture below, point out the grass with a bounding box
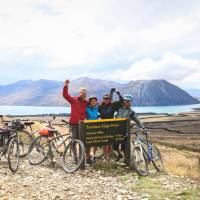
[158,145,200,180]
[180,188,200,200]
[132,176,200,200]
[92,161,129,175]
[133,176,177,200]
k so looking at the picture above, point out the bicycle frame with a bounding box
[49,132,71,152]
[130,128,154,162]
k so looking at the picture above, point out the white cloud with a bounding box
[110,53,200,88]
[0,0,200,87]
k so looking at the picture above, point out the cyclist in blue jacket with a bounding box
[85,96,99,164]
[86,96,99,120]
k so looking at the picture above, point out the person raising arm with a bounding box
[63,80,88,140]
[98,88,124,161]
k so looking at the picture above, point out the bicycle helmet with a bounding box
[123,94,133,101]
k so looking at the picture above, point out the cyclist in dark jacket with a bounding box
[98,88,124,161]
[98,88,123,119]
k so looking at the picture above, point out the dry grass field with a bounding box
[140,111,200,180]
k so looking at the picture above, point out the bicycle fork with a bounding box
[46,142,54,167]
[134,140,144,162]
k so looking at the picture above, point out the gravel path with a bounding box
[0,157,199,200]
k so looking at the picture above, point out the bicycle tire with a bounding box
[28,135,50,165]
[8,137,20,173]
[130,145,149,176]
[151,145,165,172]
[62,139,85,173]
[18,130,33,157]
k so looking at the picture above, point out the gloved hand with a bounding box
[141,127,150,135]
[115,89,120,94]
[110,88,116,92]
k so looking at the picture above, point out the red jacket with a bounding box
[63,86,88,125]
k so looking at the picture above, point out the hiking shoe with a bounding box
[86,158,92,165]
[91,156,96,163]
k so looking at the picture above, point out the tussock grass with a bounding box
[158,145,200,180]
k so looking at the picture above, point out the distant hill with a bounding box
[121,80,199,106]
[0,78,199,106]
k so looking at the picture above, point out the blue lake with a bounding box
[0,104,200,115]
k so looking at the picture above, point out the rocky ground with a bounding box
[0,157,199,200]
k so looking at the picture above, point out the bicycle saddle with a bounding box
[24,122,35,126]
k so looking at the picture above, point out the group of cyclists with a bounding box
[63,80,144,165]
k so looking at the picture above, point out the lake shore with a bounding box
[0,103,200,116]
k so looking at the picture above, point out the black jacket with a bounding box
[99,89,123,119]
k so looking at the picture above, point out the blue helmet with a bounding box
[123,94,133,101]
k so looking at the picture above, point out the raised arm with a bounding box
[63,80,75,104]
[115,89,124,103]
[110,88,124,111]
[109,88,123,102]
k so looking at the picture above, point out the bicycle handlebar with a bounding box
[61,119,69,125]
[129,126,150,136]
[39,116,57,126]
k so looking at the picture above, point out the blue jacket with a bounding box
[86,106,99,120]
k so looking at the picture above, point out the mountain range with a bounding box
[0,77,199,106]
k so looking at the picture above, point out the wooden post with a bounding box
[124,119,131,166]
[78,121,85,169]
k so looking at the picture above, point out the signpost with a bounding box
[79,118,131,165]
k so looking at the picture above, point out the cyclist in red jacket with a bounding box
[63,80,88,140]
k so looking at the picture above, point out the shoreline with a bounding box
[0,104,199,117]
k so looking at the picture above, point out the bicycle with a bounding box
[130,127,164,176]
[28,118,85,173]
[0,119,30,173]
[3,119,34,157]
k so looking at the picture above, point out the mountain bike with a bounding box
[3,119,34,157]
[28,118,85,173]
[0,119,31,173]
[130,127,164,176]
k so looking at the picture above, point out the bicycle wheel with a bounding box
[28,135,50,165]
[130,144,149,176]
[62,139,85,173]
[8,137,20,173]
[18,130,33,157]
[151,145,165,172]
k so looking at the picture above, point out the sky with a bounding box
[0,0,200,89]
